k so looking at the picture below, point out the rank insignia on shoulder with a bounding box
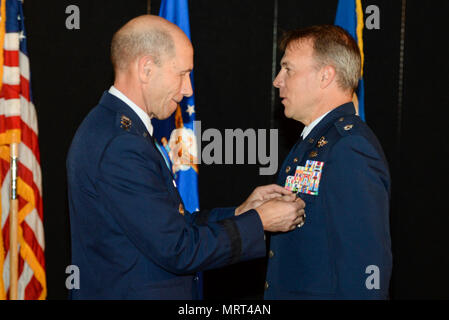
[120,115,132,130]
[309,151,318,158]
[344,124,353,131]
[317,137,328,148]
[284,160,324,195]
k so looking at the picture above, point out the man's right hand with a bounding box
[255,194,306,232]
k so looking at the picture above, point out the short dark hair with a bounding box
[280,25,361,92]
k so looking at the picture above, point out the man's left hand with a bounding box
[235,184,293,216]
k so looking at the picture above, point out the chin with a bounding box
[157,104,178,120]
[283,108,293,119]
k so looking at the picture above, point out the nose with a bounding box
[182,74,193,97]
[273,72,282,88]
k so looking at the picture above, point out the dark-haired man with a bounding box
[265,25,392,299]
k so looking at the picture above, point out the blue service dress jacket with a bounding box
[66,92,266,299]
[265,103,392,299]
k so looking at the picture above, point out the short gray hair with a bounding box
[280,25,361,92]
[111,26,175,71]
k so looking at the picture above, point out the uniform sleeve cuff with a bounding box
[230,209,266,263]
[209,206,237,222]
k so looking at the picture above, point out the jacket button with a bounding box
[293,158,298,163]
[285,166,291,173]
[269,250,274,258]
[264,281,269,290]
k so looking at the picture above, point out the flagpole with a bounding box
[147,0,151,14]
[9,142,19,300]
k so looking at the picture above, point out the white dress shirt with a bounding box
[109,86,154,136]
[301,111,331,140]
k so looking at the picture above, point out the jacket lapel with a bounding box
[99,91,175,179]
[297,102,356,162]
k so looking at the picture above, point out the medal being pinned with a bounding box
[284,160,324,195]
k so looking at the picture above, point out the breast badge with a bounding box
[317,136,328,148]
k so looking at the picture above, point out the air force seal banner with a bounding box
[154,0,202,298]
[335,0,366,121]
[154,0,200,214]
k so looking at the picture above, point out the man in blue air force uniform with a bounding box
[66,15,305,299]
[265,25,392,299]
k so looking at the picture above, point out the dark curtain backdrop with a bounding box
[22,0,448,299]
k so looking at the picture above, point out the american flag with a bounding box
[0,0,45,299]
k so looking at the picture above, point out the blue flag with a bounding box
[335,0,365,121]
[155,0,202,298]
[154,0,199,213]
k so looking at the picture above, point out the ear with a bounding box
[319,65,336,89]
[137,55,156,84]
